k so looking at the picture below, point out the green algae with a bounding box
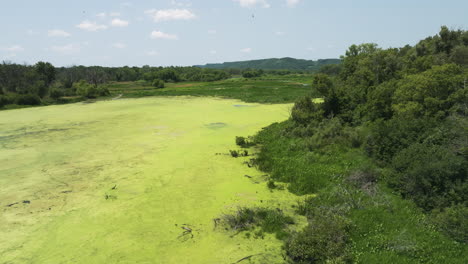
[0,97,303,264]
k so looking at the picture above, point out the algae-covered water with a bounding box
[0,97,300,264]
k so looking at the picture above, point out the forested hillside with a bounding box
[198,57,341,71]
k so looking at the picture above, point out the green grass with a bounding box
[106,76,315,104]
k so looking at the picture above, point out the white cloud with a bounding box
[111,18,129,27]
[96,12,107,18]
[208,29,217,34]
[145,9,196,22]
[48,29,71,37]
[2,45,24,52]
[286,0,300,7]
[112,42,127,49]
[50,44,81,54]
[210,50,217,54]
[150,30,178,40]
[147,50,159,56]
[110,12,121,17]
[234,0,270,8]
[240,47,252,53]
[76,20,108,31]
[275,31,285,36]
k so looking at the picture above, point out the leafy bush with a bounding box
[390,143,467,211]
[229,150,239,157]
[152,79,165,88]
[0,94,16,107]
[285,209,351,264]
[431,204,468,243]
[291,96,324,125]
[49,88,64,99]
[74,80,109,98]
[15,94,42,105]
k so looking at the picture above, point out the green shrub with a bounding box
[229,150,239,158]
[152,79,165,88]
[74,80,110,98]
[235,136,247,147]
[49,88,64,99]
[97,86,110,96]
[15,94,42,105]
[431,204,468,243]
[285,209,351,263]
[291,96,324,125]
[0,94,16,107]
[390,143,467,211]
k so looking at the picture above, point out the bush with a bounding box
[0,94,16,107]
[74,80,109,98]
[15,94,42,105]
[285,209,351,263]
[291,96,324,125]
[431,204,468,243]
[235,136,253,148]
[229,150,239,158]
[390,143,467,211]
[49,88,64,100]
[222,207,294,239]
[152,79,165,88]
[97,86,110,96]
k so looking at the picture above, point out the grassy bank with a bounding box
[246,120,467,263]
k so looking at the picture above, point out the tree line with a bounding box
[253,26,467,262]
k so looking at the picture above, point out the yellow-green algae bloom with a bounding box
[0,97,304,264]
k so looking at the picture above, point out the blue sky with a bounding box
[1,0,467,67]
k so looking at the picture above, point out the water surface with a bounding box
[0,97,299,263]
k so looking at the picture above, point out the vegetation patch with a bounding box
[221,207,294,240]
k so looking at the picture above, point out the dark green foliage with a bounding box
[431,204,468,243]
[318,64,342,75]
[390,143,467,211]
[229,150,239,158]
[152,79,165,88]
[312,73,334,97]
[267,179,276,189]
[235,136,254,148]
[199,57,341,71]
[364,117,437,163]
[49,89,64,100]
[242,69,263,78]
[285,209,351,264]
[291,96,324,125]
[222,207,294,239]
[250,27,468,263]
[235,136,247,147]
[15,94,42,105]
[0,94,15,107]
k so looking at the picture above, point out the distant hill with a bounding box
[196,57,341,71]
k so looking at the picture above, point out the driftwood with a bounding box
[244,175,252,178]
[178,225,194,240]
[232,254,262,264]
[6,202,18,207]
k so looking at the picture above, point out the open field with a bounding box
[0,96,304,263]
